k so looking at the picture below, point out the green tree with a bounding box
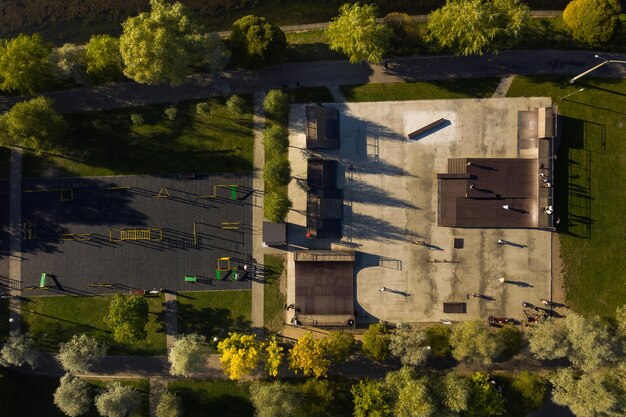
[525,318,570,360]
[53,373,92,417]
[250,381,299,417]
[383,13,421,56]
[49,43,88,85]
[300,379,336,417]
[565,313,618,371]
[326,3,391,64]
[425,324,452,357]
[264,157,291,186]
[0,331,39,369]
[226,95,247,115]
[0,96,67,153]
[263,123,288,155]
[362,323,391,362]
[352,379,392,417]
[168,333,210,377]
[264,190,292,223]
[385,368,435,417]
[58,334,107,373]
[0,33,52,94]
[94,382,141,417]
[466,372,506,417]
[263,89,289,120]
[497,324,522,360]
[155,391,182,417]
[289,332,330,378]
[120,0,214,85]
[86,35,124,82]
[103,294,149,343]
[433,372,470,414]
[563,0,621,46]
[323,331,356,363]
[551,368,626,417]
[426,0,530,56]
[389,324,431,366]
[508,371,548,413]
[230,15,286,69]
[449,321,503,365]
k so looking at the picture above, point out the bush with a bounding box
[230,15,287,68]
[264,190,292,223]
[563,0,621,46]
[384,12,422,56]
[323,331,356,363]
[226,95,247,115]
[49,43,88,85]
[0,33,52,94]
[426,325,452,357]
[130,113,144,125]
[264,157,291,186]
[156,391,182,417]
[164,107,178,121]
[263,90,289,120]
[196,101,211,116]
[86,34,124,82]
[508,371,548,412]
[263,124,289,156]
[497,324,522,360]
[361,323,390,362]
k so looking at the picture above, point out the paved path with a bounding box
[251,91,266,335]
[492,75,517,98]
[164,293,177,352]
[8,147,22,331]
[327,85,346,102]
[1,50,625,115]
[149,377,167,417]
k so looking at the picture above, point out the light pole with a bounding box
[569,54,626,84]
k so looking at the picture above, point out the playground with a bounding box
[17,174,254,294]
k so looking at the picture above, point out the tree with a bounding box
[194,32,229,73]
[385,368,435,417]
[49,43,88,85]
[497,324,522,360]
[0,33,52,94]
[509,371,548,413]
[551,368,626,417]
[263,89,289,120]
[94,382,141,417]
[53,373,92,417]
[263,337,284,377]
[449,321,503,365]
[120,0,209,85]
[563,0,621,46]
[168,333,210,377]
[264,157,291,186]
[103,294,149,343]
[250,381,299,417]
[351,379,392,417]
[264,190,292,223]
[525,318,570,360]
[564,313,617,371]
[217,332,260,380]
[426,0,530,56]
[425,324,452,357]
[326,3,391,64]
[230,15,286,68]
[323,331,356,363]
[466,372,506,417]
[86,35,124,82]
[155,391,182,417]
[616,304,626,337]
[289,332,330,378]
[389,324,431,366]
[362,323,391,362]
[58,334,107,373]
[263,123,288,155]
[0,330,39,369]
[433,372,470,414]
[226,95,247,115]
[383,13,421,56]
[301,379,336,417]
[0,96,67,153]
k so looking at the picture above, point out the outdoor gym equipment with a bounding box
[61,233,92,241]
[40,273,47,287]
[197,185,238,200]
[24,188,73,201]
[221,222,240,230]
[156,187,171,198]
[22,222,36,240]
[184,275,197,283]
[109,228,163,242]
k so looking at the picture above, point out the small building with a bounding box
[262,221,287,246]
[306,159,343,239]
[305,106,340,149]
[292,250,355,327]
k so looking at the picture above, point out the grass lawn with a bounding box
[169,379,253,417]
[177,290,251,339]
[507,76,626,318]
[286,30,345,62]
[263,254,286,332]
[23,97,254,178]
[21,295,166,355]
[287,87,335,104]
[341,78,500,102]
[4,371,150,417]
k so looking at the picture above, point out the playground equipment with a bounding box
[197,184,238,201]
[22,222,36,240]
[40,273,47,287]
[61,233,92,241]
[109,228,163,242]
[184,275,197,283]
[156,187,171,198]
[221,222,240,230]
[87,283,113,288]
[216,257,238,281]
[104,186,131,191]
[24,188,74,201]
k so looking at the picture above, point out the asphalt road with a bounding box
[0,50,625,114]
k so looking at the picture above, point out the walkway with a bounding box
[1,50,625,115]
[251,91,266,335]
[164,292,177,352]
